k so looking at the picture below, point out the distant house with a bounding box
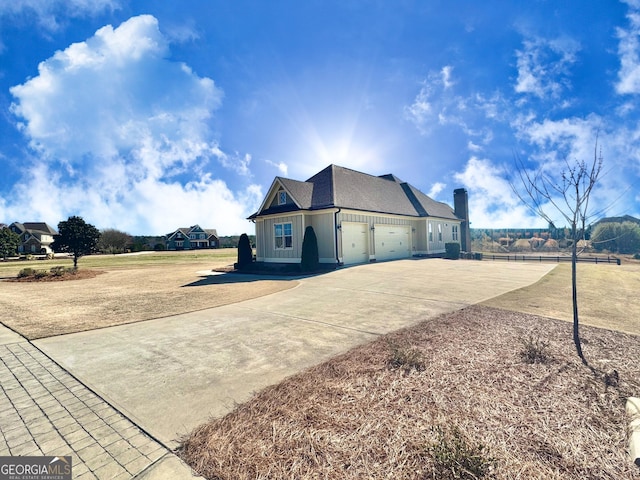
[593,214,640,226]
[9,222,58,254]
[248,164,471,266]
[165,225,219,250]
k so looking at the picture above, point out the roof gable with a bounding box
[279,178,314,209]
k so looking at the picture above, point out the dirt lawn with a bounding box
[0,251,297,339]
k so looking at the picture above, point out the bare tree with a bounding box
[512,139,603,365]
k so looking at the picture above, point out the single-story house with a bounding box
[248,164,471,266]
[165,225,219,250]
[8,222,58,254]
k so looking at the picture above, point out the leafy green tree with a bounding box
[300,226,319,272]
[592,221,640,254]
[52,216,101,269]
[98,228,132,254]
[0,227,21,260]
[237,233,253,270]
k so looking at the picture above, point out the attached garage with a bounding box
[374,225,411,261]
[341,222,369,265]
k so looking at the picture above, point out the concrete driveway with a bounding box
[35,259,555,450]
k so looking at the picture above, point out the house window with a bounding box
[274,222,293,249]
[438,224,443,242]
[428,223,433,242]
[278,191,287,205]
[176,240,183,247]
[452,225,459,241]
[190,233,196,239]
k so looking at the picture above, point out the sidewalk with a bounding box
[0,326,199,479]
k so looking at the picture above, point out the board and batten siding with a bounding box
[308,212,336,263]
[255,214,304,262]
[426,219,461,253]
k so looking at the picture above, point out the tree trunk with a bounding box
[73,254,78,270]
[571,236,586,364]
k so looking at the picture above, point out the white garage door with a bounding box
[374,225,411,261]
[342,222,369,265]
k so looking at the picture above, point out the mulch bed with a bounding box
[179,305,640,479]
[9,270,103,282]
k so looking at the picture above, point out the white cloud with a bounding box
[467,141,482,152]
[441,65,454,89]
[405,67,460,134]
[5,15,260,235]
[512,115,603,172]
[266,159,289,176]
[0,0,119,31]
[453,156,547,228]
[404,83,433,134]
[217,151,252,176]
[616,5,640,94]
[405,72,504,142]
[427,182,446,198]
[514,36,579,99]
[498,113,639,224]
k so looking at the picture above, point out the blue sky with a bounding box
[0,1,639,235]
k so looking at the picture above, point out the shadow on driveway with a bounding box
[182,270,325,287]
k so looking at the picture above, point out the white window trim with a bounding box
[278,191,287,205]
[438,224,443,242]
[274,222,293,250]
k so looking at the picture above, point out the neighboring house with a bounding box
[248,164,471,266]
[8,222,58,254]
[165,225,219,250]
[592,214,640,226]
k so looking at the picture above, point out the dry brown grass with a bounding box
[179,305,640,479]
[0,251,297,339]
[484,263,640,336]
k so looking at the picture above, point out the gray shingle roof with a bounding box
[251,164,460,221]
[279,177,314,209]
[15,222,58,235]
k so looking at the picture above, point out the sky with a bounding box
[1,1,639,235]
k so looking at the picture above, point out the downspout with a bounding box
[334,208,341,266]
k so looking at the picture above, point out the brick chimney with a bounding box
[454,188,471,252]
